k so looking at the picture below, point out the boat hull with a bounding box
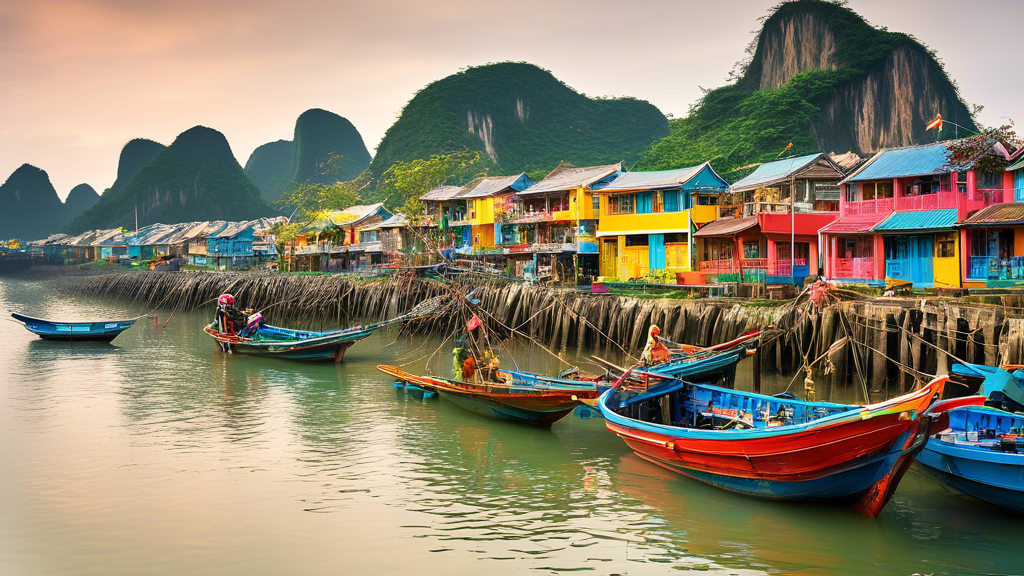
[919,395,1024,513]
[379,365,588,427]
[599,379,944,517]
[205,324,373,363]
[12,313,136,342]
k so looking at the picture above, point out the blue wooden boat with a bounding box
[598,375,947,517]
[205,322,376,363]
[11,312,137,342]
[920,364,1024,513]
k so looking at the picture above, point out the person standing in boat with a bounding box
[215,294,247,335]
[640,325,670,366]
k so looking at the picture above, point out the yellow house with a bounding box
[593,163,729,281]
[507,163,620,281]
[458,173,533,252]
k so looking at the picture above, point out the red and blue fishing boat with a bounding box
[919,364,1024,513]
[597,375,946,517]
[11,312,138,342]
[378,365,599,427]
[205,322,376,363]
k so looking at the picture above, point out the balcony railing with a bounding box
[740,258,767,269]
[742,202,791,217]
[969,255,1024,281]
[699,258,735,273]
[833,257,874,279]
[842,197,894,217]
[774,258,808,277]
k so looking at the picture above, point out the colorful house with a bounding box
[826,142,1009,288]
[419,185,471,253]
[457,173,533,254]
[504,163,620,282]
[591,163,729,281]
[290,204,392,272]
[694,153,842,285]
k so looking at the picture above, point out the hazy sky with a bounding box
[1,0,1021,199]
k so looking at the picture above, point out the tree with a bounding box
[372,150,487,210]
[945,124,1021,175]
[276,172,372,218]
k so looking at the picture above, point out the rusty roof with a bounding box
[960,203,1024,226]
[692,216,759,237]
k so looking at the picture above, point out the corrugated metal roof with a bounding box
[729,154,823,193]
[592,163,721,192]
[960,203,1024,226]
[692,216,759,237]
[820,211,892,233]
[517,163,620,195]
[419,185,463,201]
[873,209,957,231]
[841,143,949,184]
[457,174,532,198]
[1007,157,1024,172]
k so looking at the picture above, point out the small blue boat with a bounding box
[11,312,138,342]
[920,364,1024,514]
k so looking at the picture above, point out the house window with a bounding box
[743,241,760,259]
[625,235,648,247]
[935,233,957,258]
[979,172,1003,190]
[875,182,892,198]
[696,194,719,206]
[652,191,664,213]
[663,190,680,212]
[957,171,968,194]
[637,192,654,214]
[609,194,635,215]
[593,195,600,212]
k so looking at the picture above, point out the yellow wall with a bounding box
[933,232,961,288]
[616,236,649,279]
[471,225,494,249]
[666,242,689,270]
[596,193,690,234]
[690,205,721,225]
[470,198,495,226]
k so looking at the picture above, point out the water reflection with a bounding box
[1,275,1022,575]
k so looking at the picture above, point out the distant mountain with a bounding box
[244,139,295,202]
[63,184,100,221]
[244,108,371,203]
[68,126,272,233]
[109,138,166,195]
[0,164,65,241]
[637,0,976,179]
[369,62,670,178]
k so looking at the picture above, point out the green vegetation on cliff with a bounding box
[109,139,166,195]
[0,164,65,240]
[68,126,271,233]
[636,0,976,179]
[370,62,669,179]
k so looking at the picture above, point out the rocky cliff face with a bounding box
[812,46,974,154]
[755,10,839,90]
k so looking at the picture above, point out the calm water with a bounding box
[0,275,1021,576]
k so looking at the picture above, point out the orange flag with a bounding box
[926,113,943,131]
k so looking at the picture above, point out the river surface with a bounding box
[0,274,1020,575]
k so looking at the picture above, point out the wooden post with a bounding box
[752,340,762,394]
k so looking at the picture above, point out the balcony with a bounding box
[893,189,1006,213]
[699,258,734,273]
[968,255,1024,281]
[842,197,894,217]
[742,202,791,217]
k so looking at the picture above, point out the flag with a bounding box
[926,113,943,131]
[776,142,793,158]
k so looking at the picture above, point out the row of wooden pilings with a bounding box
[58,271,1024,400]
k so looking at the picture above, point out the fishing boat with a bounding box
[378,365,598,427]
[205,322,376,363]
[11,312,137,342]
[597,375,947,517]
[919,365,1024,513]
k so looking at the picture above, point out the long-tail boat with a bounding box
[11,312,137,342]
[205,322,376,363]
[597,375,947,517]
[378,365,599,427]
[919,364,1024,513]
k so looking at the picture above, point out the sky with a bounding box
[1,0,1021,199]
